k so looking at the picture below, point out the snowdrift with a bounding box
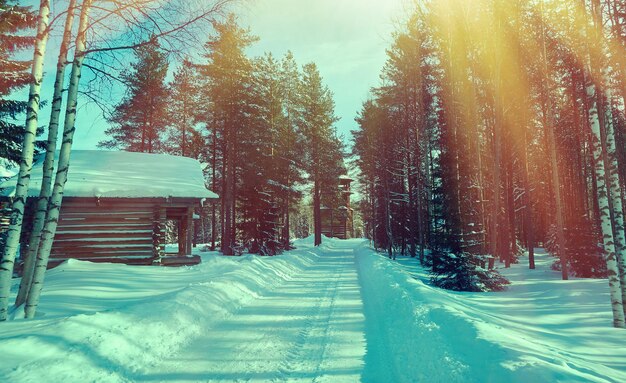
[0,240,321,382]
[355,242,626,383]
[1,237,625,382]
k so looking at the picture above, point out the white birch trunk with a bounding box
[15,0,77,309]
[587,81,626,328]
[587,0,626,327]
[601,87,626,318]
[0,0,51,321]
[24,0,92,319]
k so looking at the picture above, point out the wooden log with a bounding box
[59,211,154,218]
[52,238,153,247]
[59,204,157,213]
[160,255,201,266]
[152,206,166,262]
[54,231,152,240]
[53,257,154,265]
[59,216,153,224]
[51,251,154,259]
[57,224,154,231]
[177,217,185,256]
[186,206,193,255]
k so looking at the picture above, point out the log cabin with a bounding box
[320,175,354,239]
[0,150,218,268]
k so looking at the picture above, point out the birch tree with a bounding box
[14,0,77,309]
[588,0,626,323]
[24,0,93,319]
[0,0,50,322]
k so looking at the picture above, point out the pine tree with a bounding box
[200,14,258,255]
[238,53,281,254]
[99,39,169,153]
[299,63,343,246]
[166,59,202,158]
[277,52,306,248]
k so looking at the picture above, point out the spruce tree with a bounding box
[99,39,169,153]
[166,59,202,158]
[276,52,306,248]
[200,14,258,255]
[299,63,343,246]
[0,0,37,164]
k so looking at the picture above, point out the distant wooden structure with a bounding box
[320,175,354,239]
[0,151,218,268]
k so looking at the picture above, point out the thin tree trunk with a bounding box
[521,128,535,269]
[211,125,217,251]
[15,0,77,309]
[505,150,515,268]
[489,99,502,269]
[0,0,51,321]
[284,194,290,248]
[546,115,568,279]
[222,142,234,255]
[384,169,394,259]
[24,0,93,319]
[314,178,322,246]
[407,148,416,257]
[539,0,568,280]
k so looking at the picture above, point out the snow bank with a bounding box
[3,238,625,382]
[0,150,218,199]
[356,244,626,383]
[0,243,319,382]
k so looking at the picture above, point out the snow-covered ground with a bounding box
[1,238,625,382]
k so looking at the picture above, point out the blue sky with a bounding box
[36,0,406,150]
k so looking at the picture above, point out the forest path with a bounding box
[141,240,367,382]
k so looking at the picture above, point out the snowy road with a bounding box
[4,237,626,383]
[142,241,367,382]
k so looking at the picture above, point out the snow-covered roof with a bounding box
[339,175,353,182]
[0,150,219,199]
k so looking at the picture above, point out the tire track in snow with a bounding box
[146,242,365,383]
[273,251,343,382]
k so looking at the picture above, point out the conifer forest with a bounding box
[1,0,626,381]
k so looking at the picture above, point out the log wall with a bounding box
[51,199,159,264]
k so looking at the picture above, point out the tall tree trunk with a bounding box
[587,76,626,327]
[603,94,626,316]
[590,0,626,319]
[211,124,217,251]
[504,146,515,268]
[0,0,51,321]
[546,114,569,279]
[490,96,502,269]
[384,168,394,259]
[313,177,322,246]
[407,146,416,257]
[222,142,234,255]
[24,0,93,319]
[283,193,290,248]
[539,0,568,279]
[15,0,77,309]
[521,127,535,269]
[585,0,626,326]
